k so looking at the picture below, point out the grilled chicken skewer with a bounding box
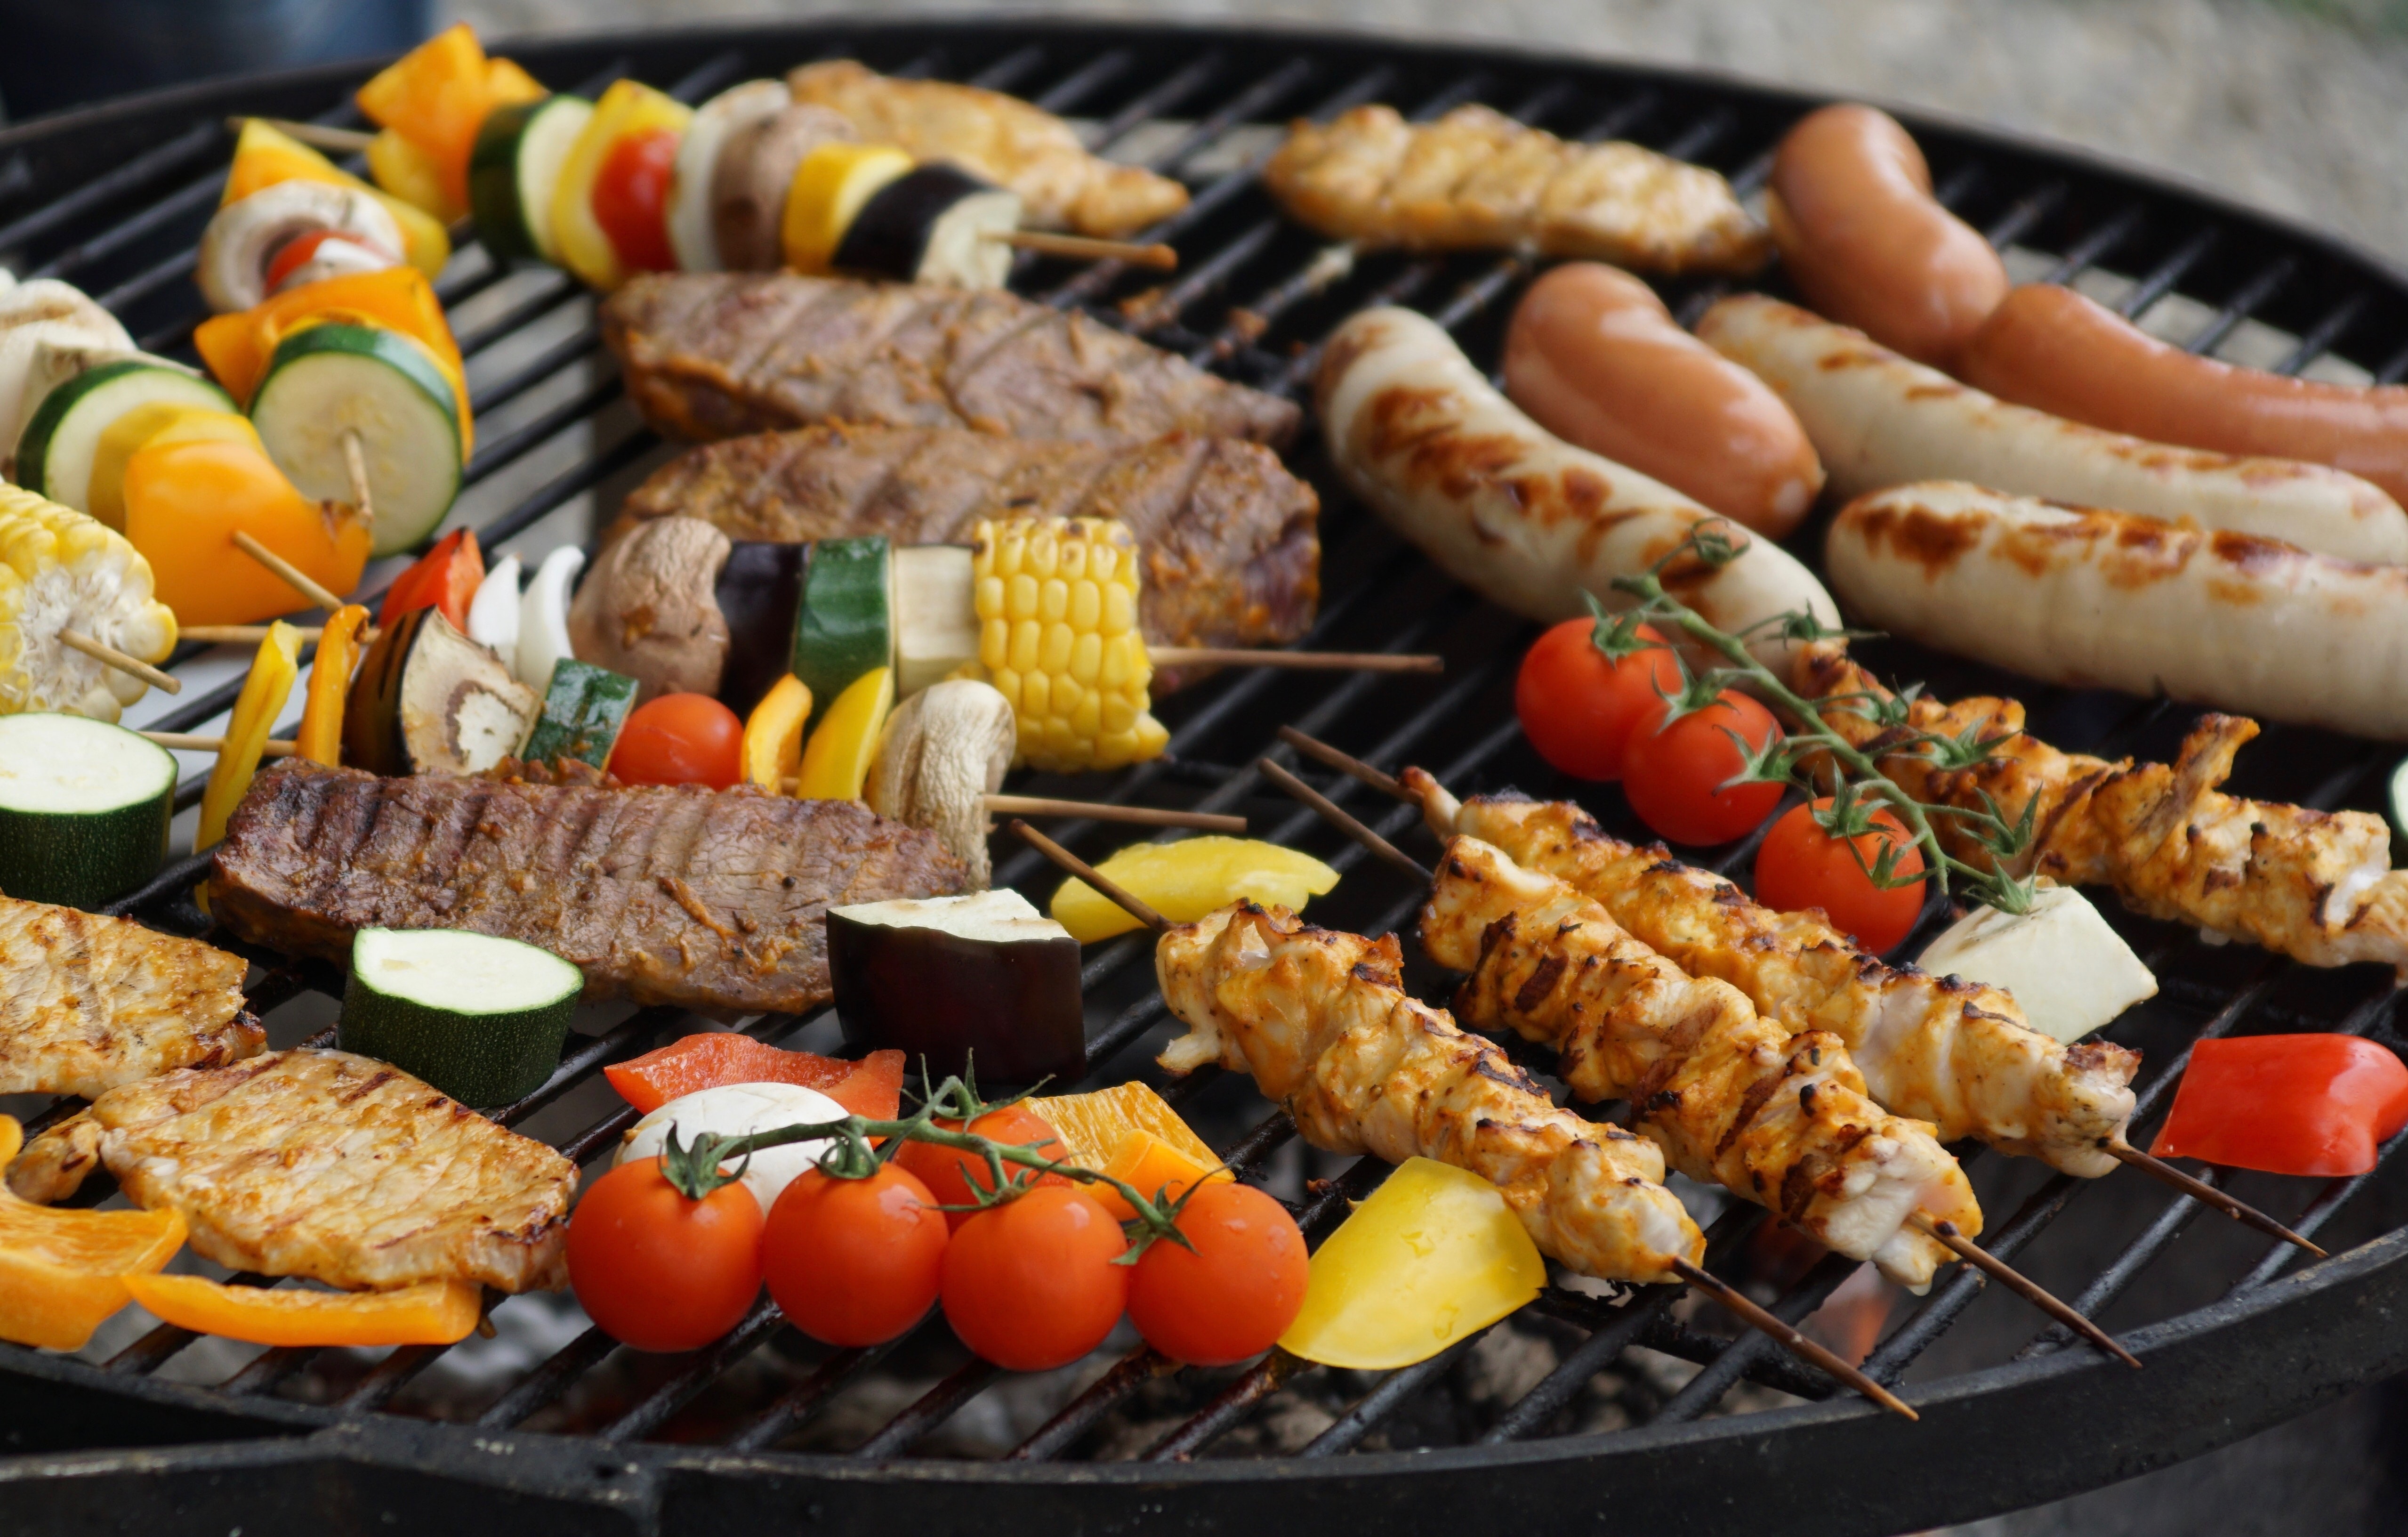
[1007,820,1918,1416]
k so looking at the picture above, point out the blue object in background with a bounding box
[0,0,431,122]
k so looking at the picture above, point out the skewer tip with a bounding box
[1670,1257,1919,1421]
[2106,1143,2327,1260]
[1911,1216,2140,1369]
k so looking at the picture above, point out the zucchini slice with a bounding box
[249,324,462,558]
[470,94,594,266]
[521,657,639,771]
[790,535,894,726]
[0,712,175,910]
[338,926,584,1107]
[16,359,234,515]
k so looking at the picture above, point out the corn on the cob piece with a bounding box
[969,514,1168,773]
[0,487,177,722]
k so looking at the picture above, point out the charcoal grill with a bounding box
[5,19,2408,1536]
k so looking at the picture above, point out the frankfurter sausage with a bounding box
[1701,292,2408,564]
[1503,264,1824,537]
[1826,482,2408,739]
[1959,283,2408,507]
[1767,105,2007,368]
[1316,306,1838,666]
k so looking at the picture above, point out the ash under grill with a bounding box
[5,21,2408,1537]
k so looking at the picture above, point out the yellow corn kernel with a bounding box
[1007,573,1039,622]
[1070,689,1102,739]
[976,574,1005,621]
[1103,581,1135,636]
[1022,669,1051,719]
[1039,576,1069,624]
[1102,693,1137,734]
[988,667,1021,709]
[980,616,1011,671]
[992,528,1026,577]
[1069,631,1102,686]
[1027,530,1058,579]
[1058,539,1087,579]
[1040,621,1074,676]
[1090,538,1118,582]
[1069,578,1100,633]
[1101,633,1138,689]
[1053,675,1083,717]
[1008,619,1041,674]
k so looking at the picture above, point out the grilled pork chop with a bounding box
[0,895,262,1098]
[603,273,1300,448]
[8,1049,573,1292]
[613,425,1321,658]
[207,763,967,1017]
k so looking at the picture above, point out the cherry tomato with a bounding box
[263,230,379,293]
[1754,797,1928,952]
[566,1157,763,1352]
[608,693,745,788]
[1514,618,1683,781]
[893,1104,1068,1231]
[1621,692,1784,846]
[763,1165,950,1346]
[592,128,680,275]
[941,1186,1129,1370]
[1126,1181,1308,1366]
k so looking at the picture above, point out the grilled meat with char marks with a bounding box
[206,762,966,1018]
[604,273,1300,448]
[8,1049,573,1292]
[0,895,262,1099]
[613,424,1321,661]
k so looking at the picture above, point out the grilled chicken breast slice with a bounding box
[7,1049,573,1293]
[1404,772,2138,1177]
[1423,838,1978,1291]
[1157,901,1701,1283]
[1264,104,1769,273]
[0,896,262,1099]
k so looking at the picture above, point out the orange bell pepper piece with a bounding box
[193,266,473,456]
[355,24,497,214]
[221,118,451,276]
[295,603,371,766]
[0,1116,188,1350]
[123,440,371,626]
[1089,1129,1232,1223]
[121,1273,484,1347]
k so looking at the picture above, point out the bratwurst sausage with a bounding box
[1826,481,2408,739]
[1504,264,1824,536]
[1960,283,2408,507]
[1316,306,1838,666]
[1700,292,2408,564]
[1766,105,2008,368]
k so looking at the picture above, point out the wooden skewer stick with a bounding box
[1671,1257,1918,1421]
[231,531,345,614]
[1277,725,1405,801]
[224,116,376,154]
[2105,1142,2326,1259]
[141,732,298,758]
[1153,647,1443,675]
[1908,1214,2140,1368]
[341,429,375,526]
[1007,819,1169,934]
[1256,759,1428,883]
[58,628,181,695]
[983,794,1244,833]
[986,230,1178,270]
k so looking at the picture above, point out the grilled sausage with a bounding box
[1701,293,2408,564]
[1766,105,2007,367]
[1826,481,2408,739]
[1316,306,1838,665]
[1503,264,1824,537]
[1959,283,2408,508]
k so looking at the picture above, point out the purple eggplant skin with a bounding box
[827,911,1085,1086]
[715,540,808,719]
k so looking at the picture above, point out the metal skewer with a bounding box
[58,628,181,695]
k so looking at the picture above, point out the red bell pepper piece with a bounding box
[378,527,483,631]
[2150,1035,2408,1177]
[604,1035,905,1120]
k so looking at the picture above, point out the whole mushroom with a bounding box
[863,679,1017,888]
[566,516,733,703]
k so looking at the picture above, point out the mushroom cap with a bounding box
[864,679,1017,888]
[566,516,734,704]
[196,181,403,314]
[709,102,858,272]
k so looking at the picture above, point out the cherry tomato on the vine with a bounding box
[566,1157,762,1352]
[608,693,745,788]
[1621,692,1784,846]
[893,1104,1069,1231]
[1754,796,1929,953]
[1514,617,1683,781]
[1127,1181,1308,1366]
[592,127,681,274]
[764,1165,950,1346]
[941,1186,1129,1371]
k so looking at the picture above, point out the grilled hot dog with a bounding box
[1701,292,2408,564]
[1826,481,2408,739]
[1767,105,2007,367]
[1959,283,2408,508]
[1316,306,1838,666]
[1504,263,1824,537]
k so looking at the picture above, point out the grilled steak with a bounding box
[207,763,968,1017]
[613,424,1321,658]
[603,273,1301,448]
[0,895,262,1098]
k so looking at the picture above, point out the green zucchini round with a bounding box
[249,323,462,558]
[471,94,593,266]
[16,359,233,514]
[789,535,894,728]
[338,926,584,1107]
[0,713,175,910]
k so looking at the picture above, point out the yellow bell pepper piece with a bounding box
[86,404,261,532]
[222,118,451,277]
[0,1115,186,1351]
[741,674,812,791]
[367,128,462,226]
[1049,836,1339,944]
[550,79,694,292]
[123,439,371,627]
[121,1273,483,1348]
[485,58,548,107]
[197,621,301,853]
[795,665,892,801]
[1278,1157,1546,1371]
[781,143,915,275]
[193,266,471,456]
[294,604,370,767]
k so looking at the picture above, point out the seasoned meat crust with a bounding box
[7,1049,575,1292]
[0,895,262,1098]
[207,763,967,1017]
[602,273,1300,448]
[614,424,1321,659]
